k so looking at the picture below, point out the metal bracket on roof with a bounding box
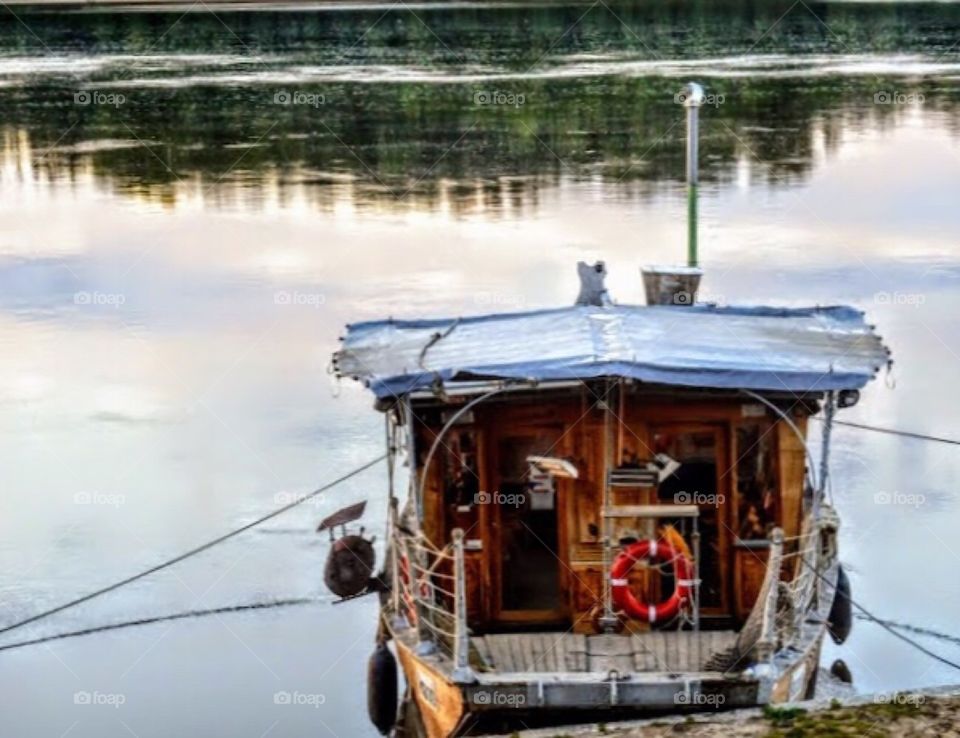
[416,318,462,399]
[417,317,461,370]
[428,375,450,402]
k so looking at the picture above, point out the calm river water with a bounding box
[1,1,959,736]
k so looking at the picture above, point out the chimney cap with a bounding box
[575,261,611,307]
[679,81,706,108]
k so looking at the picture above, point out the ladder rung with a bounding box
[602,504,700,519]
[607,469,658,487]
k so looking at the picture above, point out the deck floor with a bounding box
[471,631,737,674]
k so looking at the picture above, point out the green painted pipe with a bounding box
[683,86,702,268]
[687,182,698,268]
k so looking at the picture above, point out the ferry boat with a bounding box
[322,84,891,738]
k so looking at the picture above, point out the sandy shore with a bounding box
[508,686,960,738]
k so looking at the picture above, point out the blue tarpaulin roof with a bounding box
[333,303,891,399]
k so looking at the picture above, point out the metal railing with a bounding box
[743,516,832,666]
[393,527,474,682]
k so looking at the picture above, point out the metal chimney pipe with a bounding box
[639,83,707,306]
[682,82,705,268]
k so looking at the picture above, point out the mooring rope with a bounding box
[797,557,960,672]
[0,454,386,638]
[810,416,960,664]
[0,598,320,653]
[817,417,960,447]
[854,613,960,650]
[4,415,960,664]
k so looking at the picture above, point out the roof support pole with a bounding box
[386,411,398,530]
[598,378,619,632]
[386,412,403,624]
[403,394,421,530]
[817,391,836,518]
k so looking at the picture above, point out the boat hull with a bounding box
[391,624,825,738]
[395,638,466,738]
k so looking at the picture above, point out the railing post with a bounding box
[755,528,784,664]
[390,527,405,629]
[817,391,835,519]
[691,526,701,633]
[451,528,475,683]
[597,379,619,633]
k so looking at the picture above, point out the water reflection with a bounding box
[3,84,957,213]
[0,2,958,211]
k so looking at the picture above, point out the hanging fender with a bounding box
[610,538,694,624]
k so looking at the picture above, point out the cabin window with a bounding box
[442,429,480,507]
[734,424,779,540]
[437,428,482,542]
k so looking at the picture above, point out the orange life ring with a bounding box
[610,539,694,623]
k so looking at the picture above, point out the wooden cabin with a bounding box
[412,383,811,633]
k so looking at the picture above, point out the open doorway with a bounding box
[492,429,563,620]
[652,426,730,616]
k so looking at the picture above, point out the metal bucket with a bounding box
[641,266,703,306]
